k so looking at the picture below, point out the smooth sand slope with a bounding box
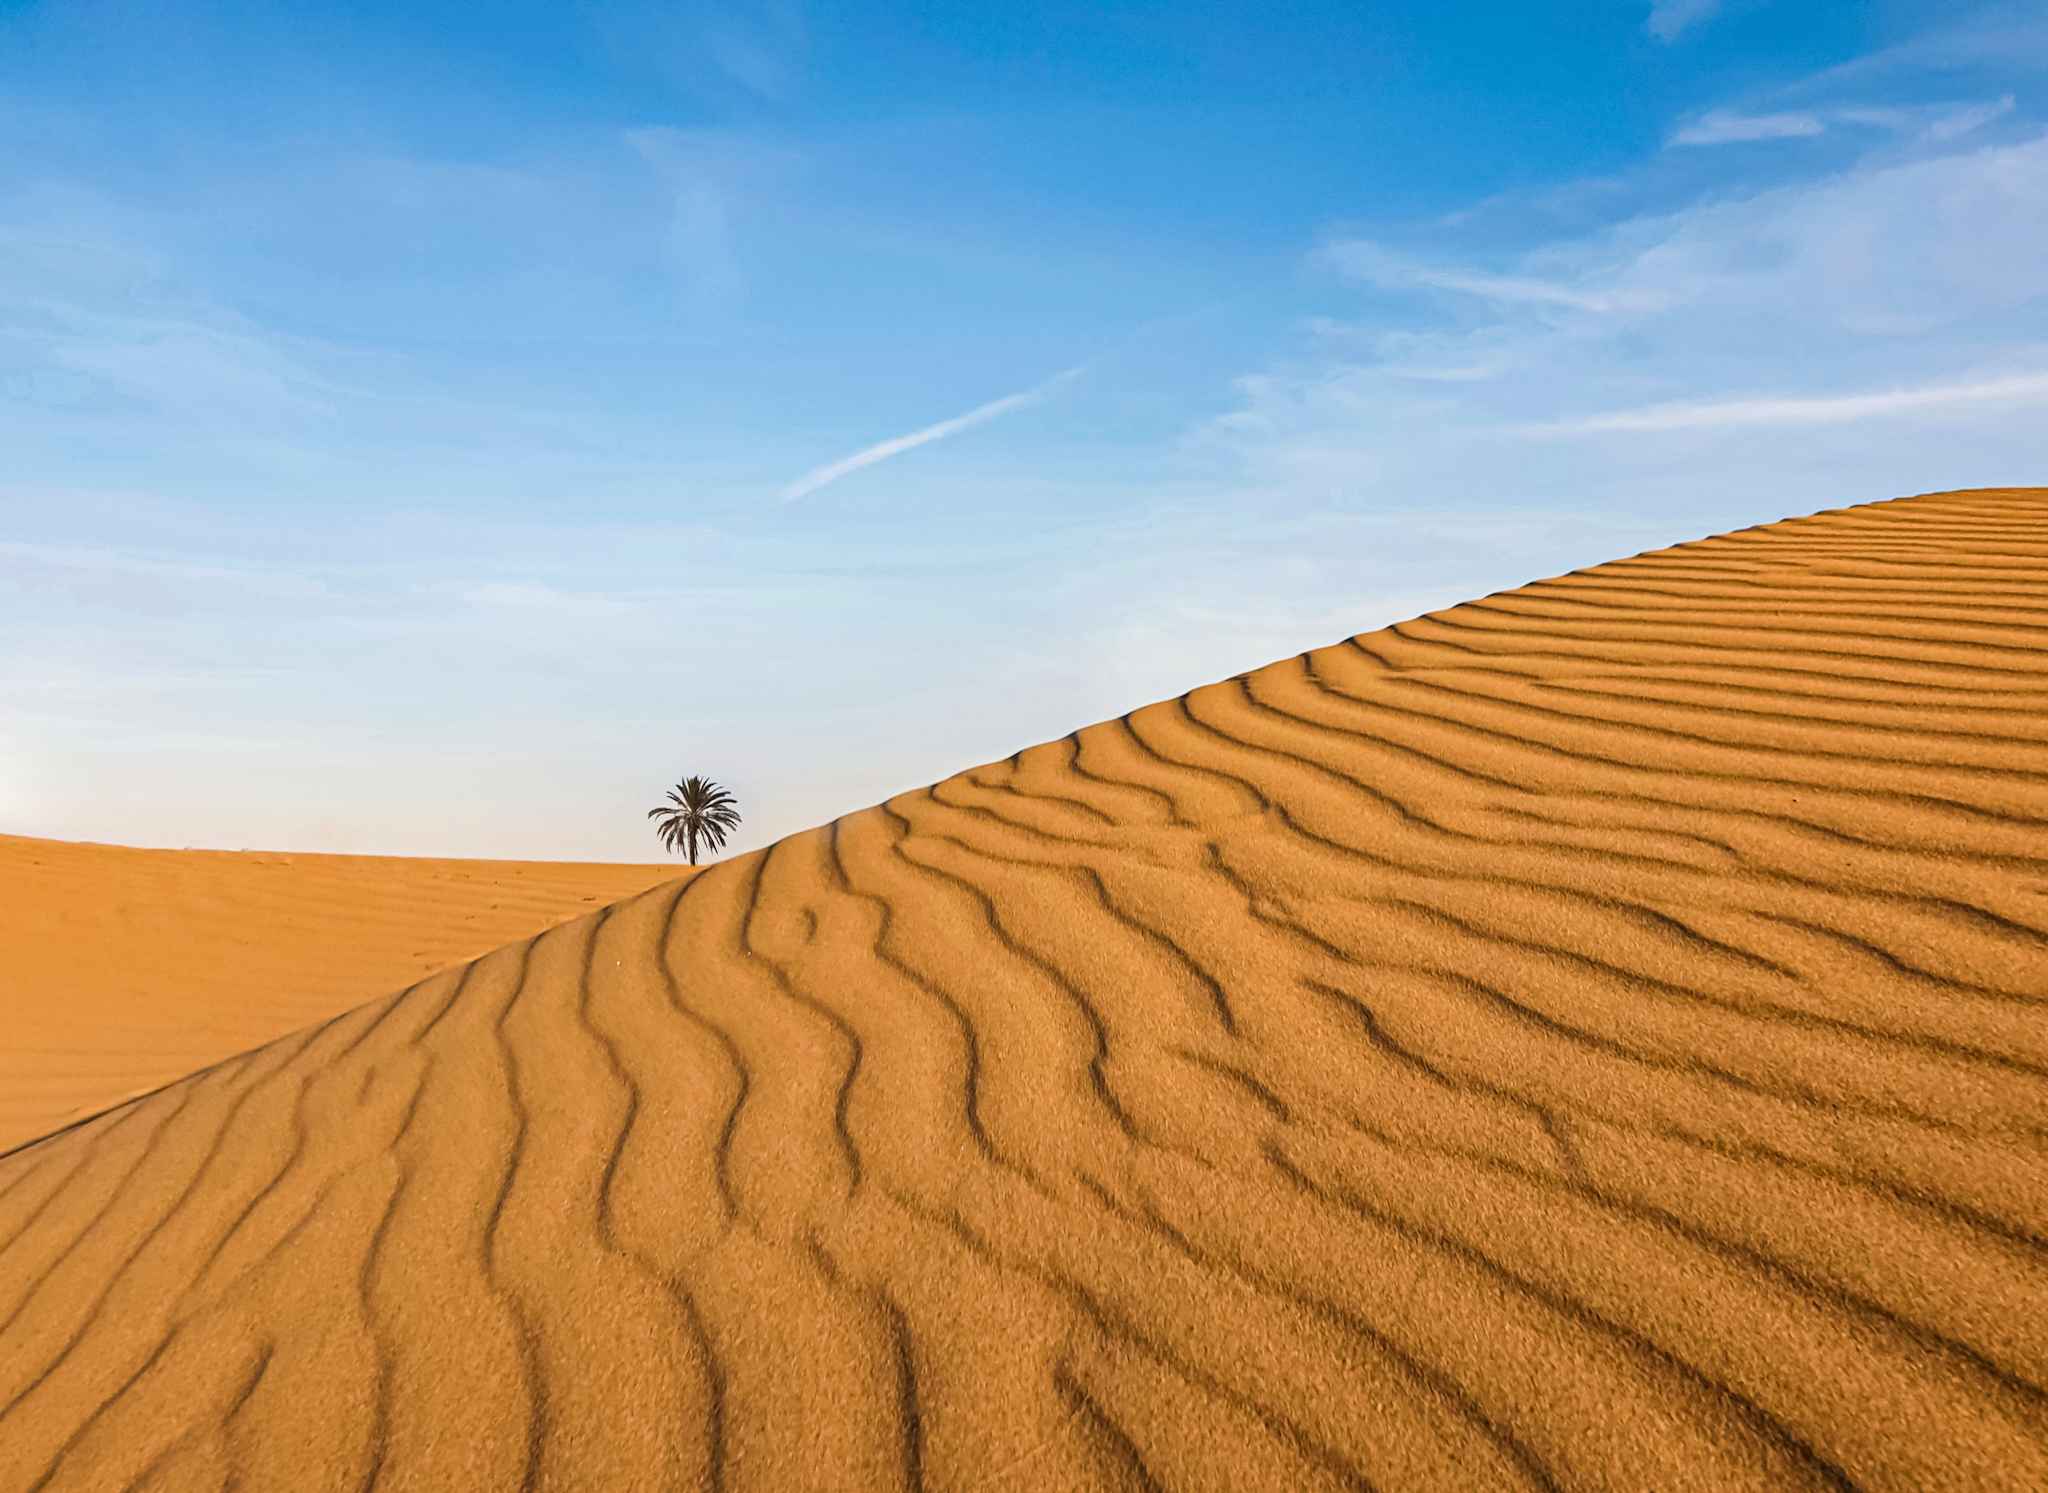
[4,486,2048,1491]
[0,837,678,1153]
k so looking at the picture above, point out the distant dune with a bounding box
[3,487,2046,1491]
[0,837,679,1153]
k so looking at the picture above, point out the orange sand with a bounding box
[0,837,678,1153]
[2,487,2046,1490]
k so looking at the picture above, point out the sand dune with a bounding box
[4,486,2047,1490]
[0,837,678,1154]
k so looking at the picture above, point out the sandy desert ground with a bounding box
[2,486,2046,1490]
[0,838,679,1154]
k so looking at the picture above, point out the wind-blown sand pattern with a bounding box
[4,486,2047,1491]
[0,837,676,1153]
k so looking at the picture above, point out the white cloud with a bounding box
[1927,94,2018,141]
[1324,240,1669,314]
[779,366,1083,502]
[624,128,801,315]
[1415,269,1663,314]
[0,218,341,427]
[1205,130,2048,517]
[1793,7,2048,92]
[1675,96,2018,149]
[594,0,808,104]
[1646,0,1722,44]
[1521,369,2048,434]
[1671,110,1827,147]
[46,322,335,422]
[705,16,802,100]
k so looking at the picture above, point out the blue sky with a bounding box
[4,0,2045,860]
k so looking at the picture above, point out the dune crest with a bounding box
[4,487,2048,1490]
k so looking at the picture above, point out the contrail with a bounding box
[780,365,1084,503]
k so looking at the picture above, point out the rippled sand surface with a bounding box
[3,487,2046,1491]
[0,836,677,1152]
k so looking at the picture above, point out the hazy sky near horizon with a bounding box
[4,0,2046,861]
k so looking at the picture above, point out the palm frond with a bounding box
[648,774,744,861]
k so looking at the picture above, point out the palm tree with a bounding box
[648,776,742,866]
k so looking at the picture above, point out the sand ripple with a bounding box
[0,839,676,1153]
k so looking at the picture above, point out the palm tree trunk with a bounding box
[688,824,698,866]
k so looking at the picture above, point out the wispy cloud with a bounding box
[1671,110,1827,147]
[1520,370,2048,435]
[779,366,1083,502]
[703,0,807,101]
[1926,94,2019,141]
[1792,6,2048,92]
[586,0,808,105]
[0,216,343,428]
[1208,129,2048,508]
[1673,95,2018,148]
[0,540,328,596]
[1646,0,1722,45]
[624,128,801,316]
[1323,241,1668,314]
